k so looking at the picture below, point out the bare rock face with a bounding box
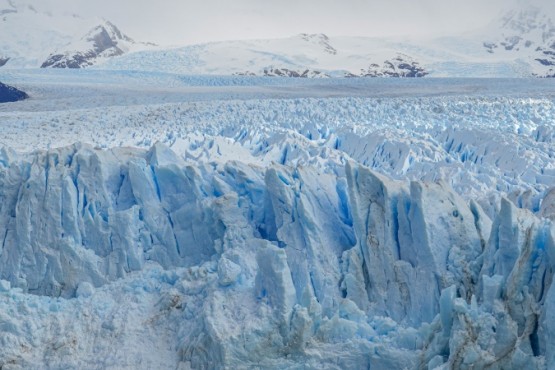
[0,81,28,103]
[41,21,136,69]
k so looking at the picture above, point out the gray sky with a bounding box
[32,0,555,46]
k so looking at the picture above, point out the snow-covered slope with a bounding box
[0,70,554,367]
[0,0,151,69]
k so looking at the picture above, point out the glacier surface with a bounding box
[0,71,554,369]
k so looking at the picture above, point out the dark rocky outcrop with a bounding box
[536,58,555,66]
[0,82,28,103]
[262,68,329,78]
[346,55,428,78]
[235,68,330,78]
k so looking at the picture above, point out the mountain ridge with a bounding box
[1,3,555,77]
[98,6,555,78]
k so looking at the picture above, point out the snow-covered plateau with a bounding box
[0,70,554,369]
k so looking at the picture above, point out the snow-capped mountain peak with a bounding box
[89,20,134,45]
[0,2,153,69]
[40,20,152,68]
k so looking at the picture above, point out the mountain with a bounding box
[100,5,555,78]
[0,0,152,69]
[101,33,435,77]
[41,21,147,68]
[2,2,554,77]
[0,81,27,102]
[481,6,555,77]
[96,29,529,78]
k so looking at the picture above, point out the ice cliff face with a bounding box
[0,141,553,368]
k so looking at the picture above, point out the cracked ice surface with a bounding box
[0,71,554,369]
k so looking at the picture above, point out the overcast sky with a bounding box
[32,0,555,46]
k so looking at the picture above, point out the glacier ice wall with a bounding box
[0,142,553,369]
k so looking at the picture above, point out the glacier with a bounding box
[0,142,553,369]
[0,71,554,368]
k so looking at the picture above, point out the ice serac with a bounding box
[344,162,485,326]
[0,142,553,368]
[540,187,555,220]
[424,198,555,369]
